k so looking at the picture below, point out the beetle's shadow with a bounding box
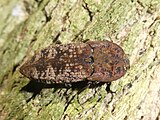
[20,80,108,102]
[21,80,106,93]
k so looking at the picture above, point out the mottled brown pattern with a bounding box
[86,41,130,82]
[20,40,130,83]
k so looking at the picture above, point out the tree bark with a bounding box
[0,0,160,120]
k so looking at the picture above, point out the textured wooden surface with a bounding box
[0,0,160,120]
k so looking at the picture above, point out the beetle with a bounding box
[20,40,130,84]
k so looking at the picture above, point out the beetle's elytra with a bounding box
[20,40,130,84]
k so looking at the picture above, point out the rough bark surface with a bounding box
[0,0,160,120]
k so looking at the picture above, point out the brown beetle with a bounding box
[20,41,130,83]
